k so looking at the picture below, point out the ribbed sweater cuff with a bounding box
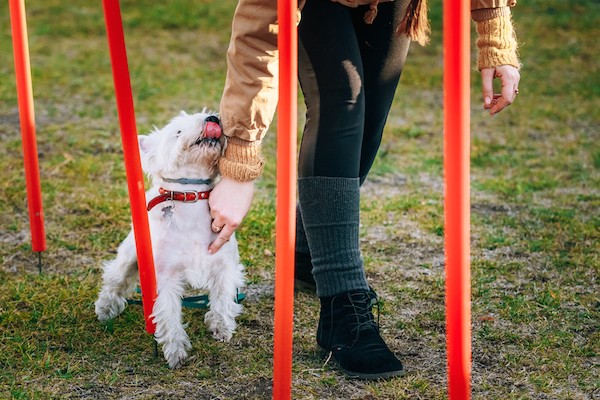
[471,5,510,22]
[218,136,264,182]
[475,10,520,70]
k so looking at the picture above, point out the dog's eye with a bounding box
[176,130,181,137]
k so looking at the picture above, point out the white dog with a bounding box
[95,110,244,369]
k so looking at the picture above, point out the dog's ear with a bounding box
[180,110,189,117]
[138,135,152,155]
[138,135,156,173]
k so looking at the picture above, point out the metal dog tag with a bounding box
[161,205,174,219]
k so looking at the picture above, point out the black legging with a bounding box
[298,0,411,181]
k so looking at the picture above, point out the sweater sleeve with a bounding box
[218,0,279,181]
[471,1,520,70]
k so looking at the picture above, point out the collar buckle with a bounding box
[183,190,199,202]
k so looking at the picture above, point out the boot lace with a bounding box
[346,290,380,336]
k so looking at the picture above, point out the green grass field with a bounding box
[1,0,598,398]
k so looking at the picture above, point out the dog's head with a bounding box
[138,110,225,184]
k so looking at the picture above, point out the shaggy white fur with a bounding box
[95,111,244,369]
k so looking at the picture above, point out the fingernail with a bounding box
[208,248,214,255]
[484,97,491,106]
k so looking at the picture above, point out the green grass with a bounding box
[1,0,599,398]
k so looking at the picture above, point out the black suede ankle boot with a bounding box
[317,289,406,380]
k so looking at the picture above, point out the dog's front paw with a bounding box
[95,293,127,321]
[212,328,233,342]
[162,339,191,369]
[204,310,235,342]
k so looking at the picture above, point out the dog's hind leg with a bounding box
[152,274,191,369]
[95,232,139,321]
[204,263,244,342]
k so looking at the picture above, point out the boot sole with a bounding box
[338,364,407,380]
[320,347,407,380]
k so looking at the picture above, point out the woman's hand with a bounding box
[481,64,520,116]
[208,177,255,254]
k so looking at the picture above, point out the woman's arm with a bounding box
[209,0,279,253]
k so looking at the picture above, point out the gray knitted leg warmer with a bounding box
[296,203,310,256]
[298,176,369,297]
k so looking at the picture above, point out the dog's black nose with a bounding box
[205,115,220,124]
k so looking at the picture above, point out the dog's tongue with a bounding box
[204,121,222,139]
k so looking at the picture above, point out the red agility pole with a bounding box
[443,0,472,399]
[9,0,46,255]
[102,0,157,334]
[272,0,297,397]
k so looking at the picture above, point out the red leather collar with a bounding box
[147,187,211,211]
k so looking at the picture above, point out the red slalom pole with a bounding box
[102,0,157,334]
[272,0,297,397]
[443,0,472,399]
[9,0,46,254]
